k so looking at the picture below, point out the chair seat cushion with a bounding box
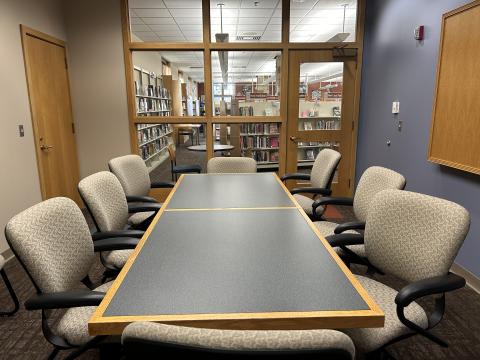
[56,281,114,346]
[293,194,324,217]
[102,250,133,269]
[314,221,365,257]
[173,164,202,173]
[343,275,428,353]
[128,211,155,226]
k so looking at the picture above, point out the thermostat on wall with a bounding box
[414,25,424,40]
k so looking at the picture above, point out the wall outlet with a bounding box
[392,101,400,114]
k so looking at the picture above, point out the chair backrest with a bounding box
[78,171,129,232]
[122,321,355,359]
[109,155,151,197]
[5,197,94,293]
[353,166,406,222]
[167,144,176,164]
[0,254,5,271]
[310,149,341,189]
[365,190,470,283]
[207,157,257,174]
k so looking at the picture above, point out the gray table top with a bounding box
[187,144,235,152]
[104,209,369,317]
[167,173,295,209]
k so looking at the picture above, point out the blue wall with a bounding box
[357,0,480,275]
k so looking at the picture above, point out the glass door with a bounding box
[286,50,357,196]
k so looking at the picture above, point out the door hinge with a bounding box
[65,57,68,69]
[71,123,75,134]
[348,178,351,188]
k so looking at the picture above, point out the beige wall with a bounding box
[0,0,67,253]
[64,0,130,179]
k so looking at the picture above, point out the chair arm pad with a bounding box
[126,195,158,203]
[290,187,332,196]
[312,197,354,214]
[325,233,364,248]
[151,181,175,188]
[334,221,366,234]
[93,237,139,252]
[280,173,311,182]
[395,273,466,307]
[92,230,144,240]
[25,290,105,310]
[128,203,162,213]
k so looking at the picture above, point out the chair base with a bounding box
[0,268,20,316]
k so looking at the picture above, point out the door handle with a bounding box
[40,144,54,151]
[289,136,299,143]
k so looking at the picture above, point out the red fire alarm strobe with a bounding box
[414,25,425,40]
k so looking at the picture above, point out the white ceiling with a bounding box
[130,0,357,43]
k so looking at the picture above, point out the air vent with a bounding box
[236,35,261,41]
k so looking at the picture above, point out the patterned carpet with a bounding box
[0,206,479,359]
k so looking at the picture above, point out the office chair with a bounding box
[281,148,341,219]
[167,144,202,181]
[338,190,469,356]
[5,197,138,359]
[78,171,160,272]
[0,254,19,316]
[207,157,257,173]
[313,166,405,270]
[122,321,355,359]
[108,154,174,227]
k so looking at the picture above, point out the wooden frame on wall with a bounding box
[120,0,366,189]
[428,0,480,175]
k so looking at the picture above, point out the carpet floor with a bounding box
[1,205,479,359]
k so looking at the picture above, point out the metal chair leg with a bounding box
[47,347,60,360]
[0,269,20,316]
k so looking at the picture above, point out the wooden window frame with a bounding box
[121,0,365,176]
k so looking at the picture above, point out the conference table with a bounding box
[89,173,384,336]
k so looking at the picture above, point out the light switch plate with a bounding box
[392,101,400,114]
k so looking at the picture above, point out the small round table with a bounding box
[187,144,235,152]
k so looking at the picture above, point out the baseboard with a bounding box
[451,262,480,294]
[1,248,14,262]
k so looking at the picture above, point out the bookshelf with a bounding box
[133,66,172,117]
[239,123,280,170]
[137,123,173,173]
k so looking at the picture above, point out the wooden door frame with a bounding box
[20,25,79,201]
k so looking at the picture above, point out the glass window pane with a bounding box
[212,51,281,116]
[137,123,207,179]
[212,122,280,172]
[210,0,282,43]
[129,0,203,42]
[133,51,205,117]
[298,62,343,131]
[290,0,357,43]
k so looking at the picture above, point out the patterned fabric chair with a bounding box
[340,189,469,356]
[281,149,341,219]
[207,157,257,174]
[0,254,19,316]
[78,171,159,271]
[122,321,355,359]
[4,197,138,359]
[313,166,405,262]
[108,154,173,227]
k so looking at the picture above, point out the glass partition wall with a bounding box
[124,0,364,197]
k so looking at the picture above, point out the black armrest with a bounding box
[395,273,466,307]
[126,195,158,203]
[93,237,139,252]
[151,181,175,188]
[290,187,332,196]
[325,233,364,248]
[280,173,311,182]
[92,230,144,240]
[334,221,366,234]
[25,290,105,310]
[128,202,162,214]
[312,196,354,214]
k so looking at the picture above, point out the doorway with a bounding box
[286,50,358,196]
[21,26,81,205]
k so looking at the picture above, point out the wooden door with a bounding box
[286,50,358,196]
[21,26,81,205]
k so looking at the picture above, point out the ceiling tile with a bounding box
[164,0,202,8]
[141,17,176,24]
[169,8,203,17]
[133,8,171,17]
[240,0,280,8]
[239,8,274,17]
[130,0,166,8]
[148,24,179,31]
[131,24,151,31]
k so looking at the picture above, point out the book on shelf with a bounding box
[303,121,313,131]
[305,149,315,160]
